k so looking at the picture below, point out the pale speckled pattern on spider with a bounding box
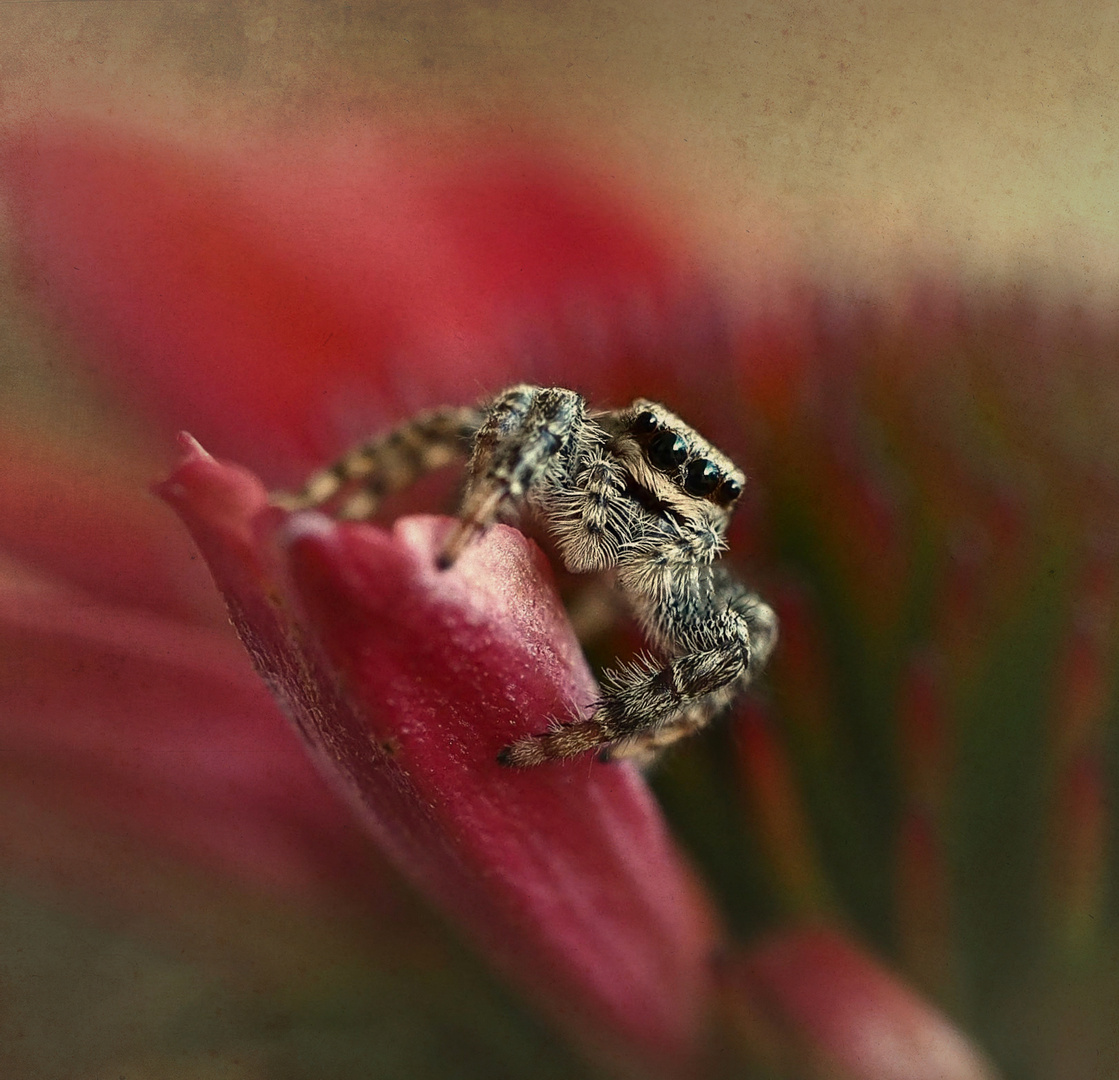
[275,384,777,768]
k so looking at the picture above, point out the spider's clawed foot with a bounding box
[436,486,507,569]
[497,720,607,767]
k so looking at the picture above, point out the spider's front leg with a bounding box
[438,385,587,567]
[499,564,778,767]
[498,644,748,766]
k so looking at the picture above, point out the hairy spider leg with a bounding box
[273,405,483,520]
[499,559,777,766]
[498,644,747,766]
[439,385,586,567]
[604,579,778,764]
[602,696,732,765]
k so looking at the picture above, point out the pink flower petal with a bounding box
[721,927,997,1080]
[158,437,720,1077]
[4,120,720,483]
[0,420,391,907]
[0,569,390,907]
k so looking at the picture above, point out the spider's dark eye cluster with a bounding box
[633,409,743,505]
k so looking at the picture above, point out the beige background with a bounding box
[2,0,1117,305]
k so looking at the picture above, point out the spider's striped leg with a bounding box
[273,405,482,520]
[600,697,724,767]
[438,385,586,567]
[498,646,748,767]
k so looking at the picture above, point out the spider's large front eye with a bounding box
[632,411,659,434]
[684,458,721,496]
[648,430,688,472]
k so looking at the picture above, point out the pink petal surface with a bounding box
[0,557,388,907]
[0,422,391,907]
[158,437,720,1077]
[722,927,997,1080]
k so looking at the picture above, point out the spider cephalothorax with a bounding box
[275,385,777,767]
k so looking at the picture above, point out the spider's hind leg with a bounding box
[273,405,482,521]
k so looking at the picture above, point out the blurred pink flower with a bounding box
[157,436,716,1075]
[0,114,1050,1078]
[719,927,996,1080]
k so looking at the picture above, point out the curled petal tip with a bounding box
[174,431,211,459]
[152,433,213,501]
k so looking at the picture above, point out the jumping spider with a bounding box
[275,385,777,767]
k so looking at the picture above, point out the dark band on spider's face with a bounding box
[629,410,743,507]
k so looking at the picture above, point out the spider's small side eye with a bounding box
[648,430,688,472]
[632,411,659,434]
[684,458,721,496]
[716,476,743,504]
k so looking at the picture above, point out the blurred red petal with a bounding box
[0,568,387,906]
[4,120,722,483]
[158,437,720,1077]
[0,422,389,906]
[0,422,222,624]
[3,123,397,475]
[720,927,996,1080]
